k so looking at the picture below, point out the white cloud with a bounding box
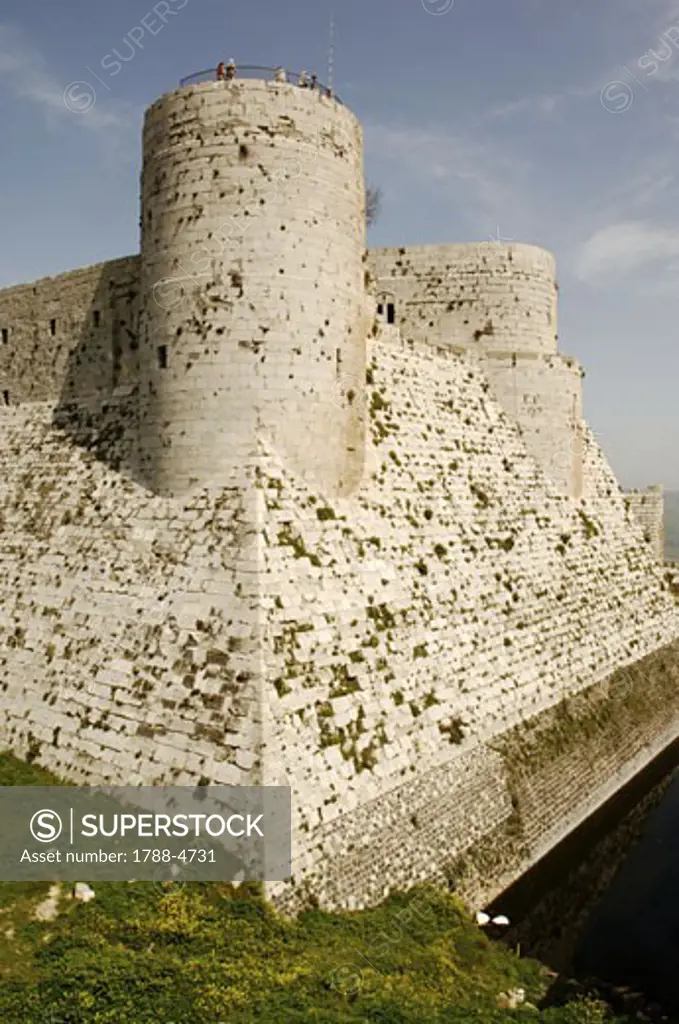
[574,219,679,281]
[488,93,563,119]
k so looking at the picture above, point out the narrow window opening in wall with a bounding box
[93,310,100,328]
[157,345,168,369]
[336,348,341,371]
[377,303,384,315]
[2,390,9,406]
[1,329,7,344]
[387,302,395,324]
[49,319,56,336]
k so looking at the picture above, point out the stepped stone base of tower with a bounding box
[0,326,677,912]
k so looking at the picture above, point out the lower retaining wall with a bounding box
[271,637,679,914]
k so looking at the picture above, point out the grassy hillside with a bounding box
[665,491,679,562]
[0,752,627,1023]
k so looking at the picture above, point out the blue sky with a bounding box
[1,0,678,487]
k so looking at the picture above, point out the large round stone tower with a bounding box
[138,75,367,496]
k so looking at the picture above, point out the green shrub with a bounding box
[0,753,631,1023]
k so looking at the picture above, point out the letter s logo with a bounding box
[30,809,63,843]
[638,53,660,76]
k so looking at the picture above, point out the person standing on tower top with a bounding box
[309,72,318,91]
[216,61,225,81]
[274,66,287,82]
[298,69,309,88]
[226,58,236,80]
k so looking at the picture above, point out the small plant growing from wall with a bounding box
[472,320,494,342]
[439,717,465,744]
[577,507,602,540]
[366,183,382,227]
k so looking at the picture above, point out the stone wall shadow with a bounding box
[51,257,146,488]
[484,736,679,1022]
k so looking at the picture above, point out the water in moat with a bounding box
[572,770,679,1018]
[485,738,679,1021]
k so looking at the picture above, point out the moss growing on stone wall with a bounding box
[367,603,397,631]
[578,508,600,539]
[274,678,292,698]
[439,717,465,744]
[328,664,362,699]
[442,640,679,918]
[277,524,321,567]
[316,506,336,521]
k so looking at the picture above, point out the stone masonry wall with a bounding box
[138,79,367,497]
[366,243,558,355]
[366,244,580,500]
[0,74,673,916]
[623,486,664,561]
[0,325,676,914]
[0,400,265,789]
[482,352,584,498]
[0,257,140,406]
[255,328,678,910]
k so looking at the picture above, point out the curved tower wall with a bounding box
[367,243,557,355]
[367,242,584,496]
[138,80,366,496]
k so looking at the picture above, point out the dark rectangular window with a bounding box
[2,390,9,406]
[377,303,383,315]
[93,310,100,328]
[1,328,7,344]
[387,302,395,325]
[49,319,56,336]
[157,345,168,369]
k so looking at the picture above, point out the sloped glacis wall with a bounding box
[0,322,676,913]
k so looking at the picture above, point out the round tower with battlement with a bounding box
[137,75,367,496]
[367,243,557,354]
[368,242,583,498]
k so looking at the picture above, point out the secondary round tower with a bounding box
[367,243,558,354]
[368,242,582,498]
[138,73,367,496]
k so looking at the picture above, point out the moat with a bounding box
[487,734,679,1021]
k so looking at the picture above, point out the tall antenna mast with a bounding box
[327,8,335,91]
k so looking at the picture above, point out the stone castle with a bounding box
[0,72,677,912]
